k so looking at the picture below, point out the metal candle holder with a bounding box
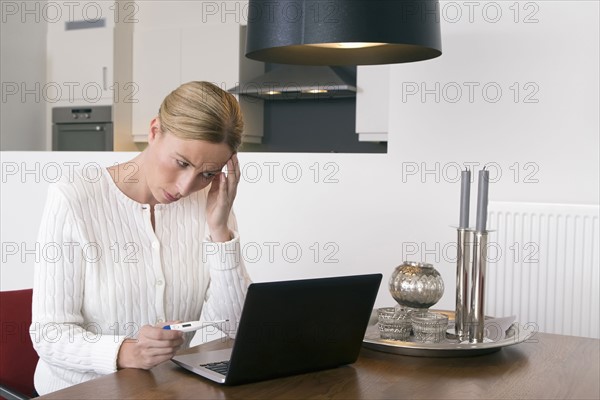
[455,167,490,343]
[454,228,489,343]
[469,231,488,343]
[455,228,474,341]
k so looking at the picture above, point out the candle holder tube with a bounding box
[455,228,474,341]
[469,231,488,343]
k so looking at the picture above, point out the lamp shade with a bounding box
[246,0,442,66]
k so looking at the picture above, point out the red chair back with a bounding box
[0,289,38,397]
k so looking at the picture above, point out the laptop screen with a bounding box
[225,274,382,385]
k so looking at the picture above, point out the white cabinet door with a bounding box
[45,1,117,103]
[131,28,181,141]
[47,27,114,103]
[181,25,239,90]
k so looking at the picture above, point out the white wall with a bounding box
[1,2,598,321]
[387,0,599,206]
[0,1,48,150]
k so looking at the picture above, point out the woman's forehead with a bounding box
[166,135,232,168]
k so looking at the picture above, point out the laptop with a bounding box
[172,273,382,385]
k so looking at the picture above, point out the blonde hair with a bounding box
[158,81,244,151]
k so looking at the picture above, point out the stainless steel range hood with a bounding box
[228,65,356,100]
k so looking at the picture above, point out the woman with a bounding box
[30,82,252,395]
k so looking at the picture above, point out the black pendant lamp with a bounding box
[245,0,442,66]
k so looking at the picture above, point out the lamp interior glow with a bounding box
[306,43,387,50]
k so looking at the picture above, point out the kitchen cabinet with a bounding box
[46,1,117,104]
[131,24,264,144]
[47,28,114,104]
[45,1,136,150]
[128,0,384,146]
[356,65,390,142]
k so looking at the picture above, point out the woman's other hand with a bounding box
[206,153,240,242]
[117,323,184,370]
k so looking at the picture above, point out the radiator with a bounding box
[486,202,599,339]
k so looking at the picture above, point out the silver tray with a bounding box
[362,310,536,357]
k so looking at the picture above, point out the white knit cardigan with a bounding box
[30,166,251,395]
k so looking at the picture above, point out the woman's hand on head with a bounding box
[206,153,240,242]
[117,323,184,370]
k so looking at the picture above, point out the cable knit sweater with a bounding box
[30,166,251,395]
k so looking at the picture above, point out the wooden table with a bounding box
[39,332,599,399]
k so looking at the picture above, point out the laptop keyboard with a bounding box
[201,361,230,375]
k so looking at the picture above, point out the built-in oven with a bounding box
[52,106,113,151]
